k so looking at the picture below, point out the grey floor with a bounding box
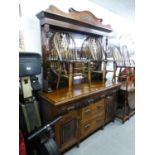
[64,116,135,155]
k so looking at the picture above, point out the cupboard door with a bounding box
[54,110,79,152]
[105,94,116,123]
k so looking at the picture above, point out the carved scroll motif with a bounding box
[68,8,103,25]
[46,5,112,30]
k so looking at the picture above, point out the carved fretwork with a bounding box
[41,24,53,92]
[61,118,77,144]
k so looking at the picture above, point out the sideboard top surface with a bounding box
[39,82,121,106]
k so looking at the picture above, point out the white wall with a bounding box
[20,0,134,54]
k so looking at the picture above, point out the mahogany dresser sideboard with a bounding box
[36,5,121,153]
[39,82,121,152]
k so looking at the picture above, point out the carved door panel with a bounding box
[105,94,116,123]
[54,110,79,152]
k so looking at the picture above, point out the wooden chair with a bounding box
[109,45,135,123]
[49,31,90,89]
[80,36,107,83]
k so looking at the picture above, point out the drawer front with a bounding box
[94,99,105,115]
[81,104,94,122]
[81,120,94,138]
[94,114,104,129]
[80,114,104,138]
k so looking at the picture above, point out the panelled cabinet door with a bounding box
[54,110,79,152]
[105,94,116,123]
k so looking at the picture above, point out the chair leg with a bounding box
[56,65,62,89]
[88,62,91,86]
[68,63,73,90]
[56,75,61,89]
[102,69,106,84]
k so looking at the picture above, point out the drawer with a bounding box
[80,114,105,138]
[94,114,104,129]
[94,99,105,115]
[80,120,94,138]
[81,104,94,122]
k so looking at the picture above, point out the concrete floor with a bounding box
[64,116,135,155]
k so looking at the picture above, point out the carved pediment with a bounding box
[45,5,112,31]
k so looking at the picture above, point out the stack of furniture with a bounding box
[109,44,135,123]
[49,31,91,90]
[37,5,121,153]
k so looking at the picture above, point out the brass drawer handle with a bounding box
[67,105,75,111]
[87,99,94,103]
[84,124,91,129]
[84,109,91,114]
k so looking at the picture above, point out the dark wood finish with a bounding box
[39,82,121,152]
[80,119,94,139]
[54,110,80,152]
[105,94,117,123]
[116,90,135,123]
[41,24,54,92]
[80,98,105,139]
[81,103,94,121]
[39,82,120,106]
